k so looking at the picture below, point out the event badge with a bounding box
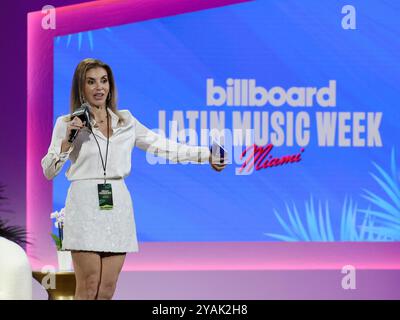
[98,183,113,210]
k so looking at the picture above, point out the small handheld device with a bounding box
[210,139,227,164]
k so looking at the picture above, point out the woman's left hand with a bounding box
[209,155,227,172]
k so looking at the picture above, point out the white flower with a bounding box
[50,208,65,228]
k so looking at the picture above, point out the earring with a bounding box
[80,95,86,105]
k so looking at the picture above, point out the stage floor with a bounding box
[32,242,400,299]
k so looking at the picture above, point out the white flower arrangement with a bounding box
[50,208,65,251]
[50,207,65,228]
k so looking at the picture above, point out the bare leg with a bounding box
[71,250,101,300]
[96,252,126,300]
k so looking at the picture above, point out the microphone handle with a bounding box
[68,129,79,143]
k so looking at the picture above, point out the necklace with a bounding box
[95,110,108,124]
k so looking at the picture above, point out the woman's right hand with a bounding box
[61,117,86,152]
[65,116,86,142]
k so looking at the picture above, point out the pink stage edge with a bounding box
[27,0,400,281]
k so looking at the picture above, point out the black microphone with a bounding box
[68,103,92,143]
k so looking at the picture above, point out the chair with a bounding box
[0,237,32,299]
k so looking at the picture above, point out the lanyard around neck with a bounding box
[90,107,110,184]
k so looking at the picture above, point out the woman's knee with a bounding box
[97,281,116,300]
[85,273,101,298]
[75,272,100,299]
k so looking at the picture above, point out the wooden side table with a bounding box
[32,271,76,300]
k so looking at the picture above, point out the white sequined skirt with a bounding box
[62,179,139,253]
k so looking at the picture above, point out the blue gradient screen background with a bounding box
[52,1,400,242]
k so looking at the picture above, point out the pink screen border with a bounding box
[27,0,400,271]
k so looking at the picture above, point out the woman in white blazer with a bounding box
[41,58,226,300]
